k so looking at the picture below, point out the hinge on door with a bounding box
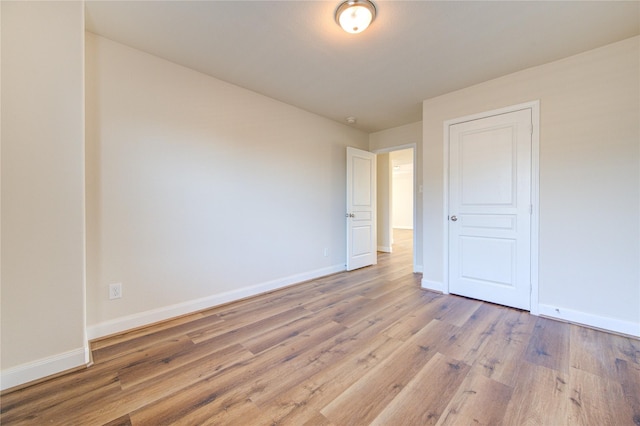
[530,125,533,135]
[530,204,533,215]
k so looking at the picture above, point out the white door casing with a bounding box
[346,147,377,271]
[447,105,536,310]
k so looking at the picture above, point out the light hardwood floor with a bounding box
[2,229,639,425]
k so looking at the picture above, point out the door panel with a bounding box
[449,109,532,310]
[460,127,515,206]
[460,236,515,285]
[347,147,376,271]
[351,226,372,256]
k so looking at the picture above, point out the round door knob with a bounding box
[451,215,458,221]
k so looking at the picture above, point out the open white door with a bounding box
[346,147,377,271]
[448,108,532,310]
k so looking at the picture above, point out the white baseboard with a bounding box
[421,279,443,293]
[1,346,90,391]
[538,304,640,337]
[377,246,392,253]
[87,264,346,341]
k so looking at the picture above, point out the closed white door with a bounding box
[346,147,377,271]
[448,108,532,310]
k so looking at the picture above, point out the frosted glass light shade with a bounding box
[335,0,376,34]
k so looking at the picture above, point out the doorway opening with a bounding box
[375,146,416,270]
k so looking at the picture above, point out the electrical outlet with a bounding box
[323,248,329,257]
[109,283,122,300]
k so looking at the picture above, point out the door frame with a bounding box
[442,101,540,315]
[373,143,419,272]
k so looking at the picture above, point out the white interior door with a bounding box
[448,108,532,310]
[346,147,377,271]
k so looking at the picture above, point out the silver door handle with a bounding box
[450,215,458,221]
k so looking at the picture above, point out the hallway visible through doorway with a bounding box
[376,147,416,271]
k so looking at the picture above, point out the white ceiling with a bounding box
[84,1,640,133]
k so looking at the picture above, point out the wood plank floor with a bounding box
[2,229,639,425]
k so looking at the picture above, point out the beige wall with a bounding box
[85,34,369,337]
[370,121,423,271]
[423,36,640,332]
[376,153,392,252]
[392,168,413,230]
[1,1,87,389]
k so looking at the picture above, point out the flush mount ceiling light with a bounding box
[335,0,376,34]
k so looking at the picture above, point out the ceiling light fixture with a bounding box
[335,0,376,34]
